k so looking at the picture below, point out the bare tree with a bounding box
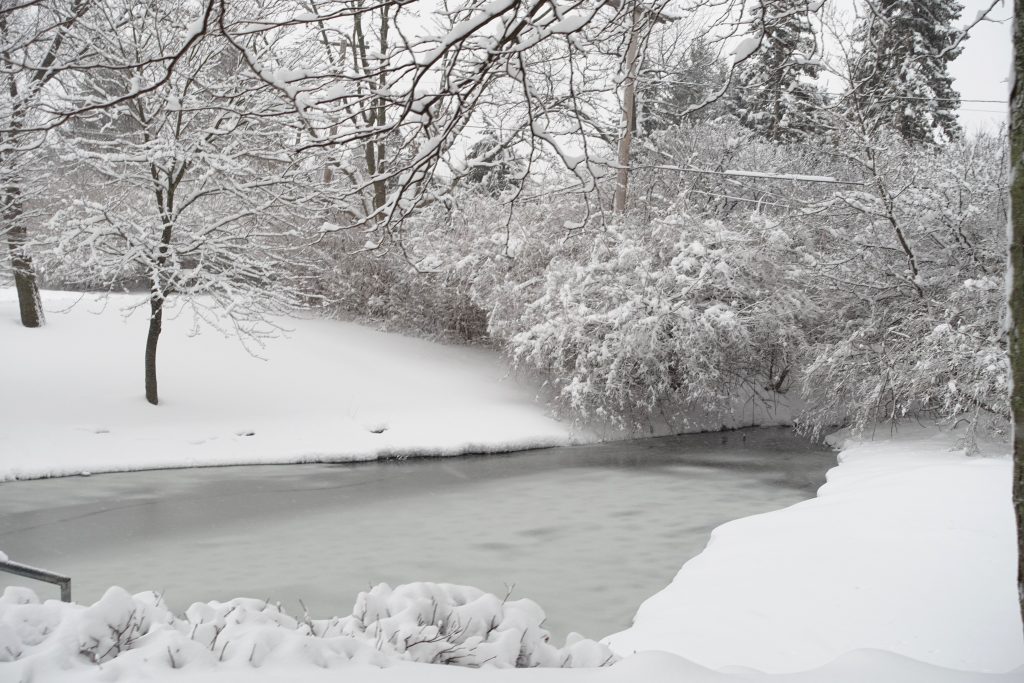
[46,0,322,405]
[0,0,92,327]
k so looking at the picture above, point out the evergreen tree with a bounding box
[640,37,729,134]
[729,0,826,142]
[848,0,963,143]
[462,134,525,197]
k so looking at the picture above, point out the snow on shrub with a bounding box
[0,582,616,677]
[797,132,1009,437]
[318,583,615,667]
[283,117,1007,438]
[488,212,814,432]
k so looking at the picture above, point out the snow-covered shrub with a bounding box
[622,122,1009,436]
[317,222,489,343]
[314,186,586,343]
[488,209,815,431]
[797,132,1009,435]
[1,582,615,678]
[316,583,616,667]
[459,123,1008,437]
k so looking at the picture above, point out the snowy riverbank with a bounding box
[0,290,575,481]
[606,425,1024,674]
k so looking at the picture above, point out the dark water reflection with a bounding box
[0,427,832,641]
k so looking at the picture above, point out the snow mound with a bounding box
[0,582,616,678]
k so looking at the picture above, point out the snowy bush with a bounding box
[314,186,586,344]
[317,222,489,343]
[797,132,1009,436]
[0,582,616,677]
[451,123,1009,438]
[315,583,616,667]
[486,209,815,432]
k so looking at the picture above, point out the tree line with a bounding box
[1,0,993,409]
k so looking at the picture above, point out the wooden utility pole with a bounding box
[613,7,640,213]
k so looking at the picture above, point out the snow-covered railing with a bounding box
[0,558,71,602]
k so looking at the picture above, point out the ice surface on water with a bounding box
[0,428,831,641]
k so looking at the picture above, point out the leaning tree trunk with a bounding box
[145,293,163,406]
[4,187,45,328]
[1010,0,1024,635]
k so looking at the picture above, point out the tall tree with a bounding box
[729,0,825,142]
[849,0,963,143]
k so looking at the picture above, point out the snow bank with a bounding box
[606,425,1024,674]
[0,290,574,481]
[0,581,616,679]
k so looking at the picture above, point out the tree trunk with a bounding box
[145,294,163,405]
[4,187,45,328]
[1010,0,1024,637]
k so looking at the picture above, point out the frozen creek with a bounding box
[0,427,832,641]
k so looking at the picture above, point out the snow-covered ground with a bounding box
[1,289,1022,681]
[606,426,1024,674]
[0,290,574,481]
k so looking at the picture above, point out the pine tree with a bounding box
[640,37,729,134]
[849,0,963,143]
[462,134,525,196]
[729,0,825,142]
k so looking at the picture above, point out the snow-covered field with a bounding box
[0,290,574,481]
[1,289,1022,681]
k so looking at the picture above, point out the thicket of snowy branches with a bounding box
[346,119,1006,437]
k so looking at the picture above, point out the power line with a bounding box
[646,76,1006,104]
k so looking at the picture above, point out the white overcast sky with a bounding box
[951,0,1012,132]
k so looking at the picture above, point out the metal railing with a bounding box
[0,559,71,602]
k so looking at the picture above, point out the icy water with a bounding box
[0,427,832,641]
